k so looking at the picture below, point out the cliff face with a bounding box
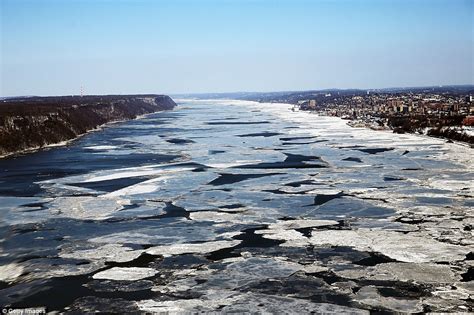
[0,95,176,156]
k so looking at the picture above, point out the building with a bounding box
[462,116,474,126]
[388,99,403,113]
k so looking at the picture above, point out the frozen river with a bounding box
[0,99,472,313]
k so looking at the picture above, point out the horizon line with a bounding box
[2,83,474,99]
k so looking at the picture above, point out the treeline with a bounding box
[0,95,176,156]
[388,115,465,133]
[387,115,473,145]
[427,128,474,145]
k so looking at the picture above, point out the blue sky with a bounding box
[1,0,473,96]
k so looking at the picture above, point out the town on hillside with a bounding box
[238,86,474,144]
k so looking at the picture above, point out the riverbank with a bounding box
[222,98,473,168]
[345,117,474,146]
[0,95,177,158]
[287,106,473,147]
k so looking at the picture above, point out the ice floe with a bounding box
[256,229,309,247]
[48,196,127,220]
[204,257,302,289]
[188,211,243,223]
[333,262,461,284]
[266,219,338,230]
[88,224,230,246]
[59,243,143,263]
[103,177,168,197]
[0,263,24,282]
[82,165,196,183]
[92,267,158,281]
[136,291,369,314]
[84,145,118,151]
[146,240,241,256]
[354,286,423,313]
[310,229,471,263]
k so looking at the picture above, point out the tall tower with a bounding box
[80,85,84,97]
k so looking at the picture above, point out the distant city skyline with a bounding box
[1,0,473,96]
